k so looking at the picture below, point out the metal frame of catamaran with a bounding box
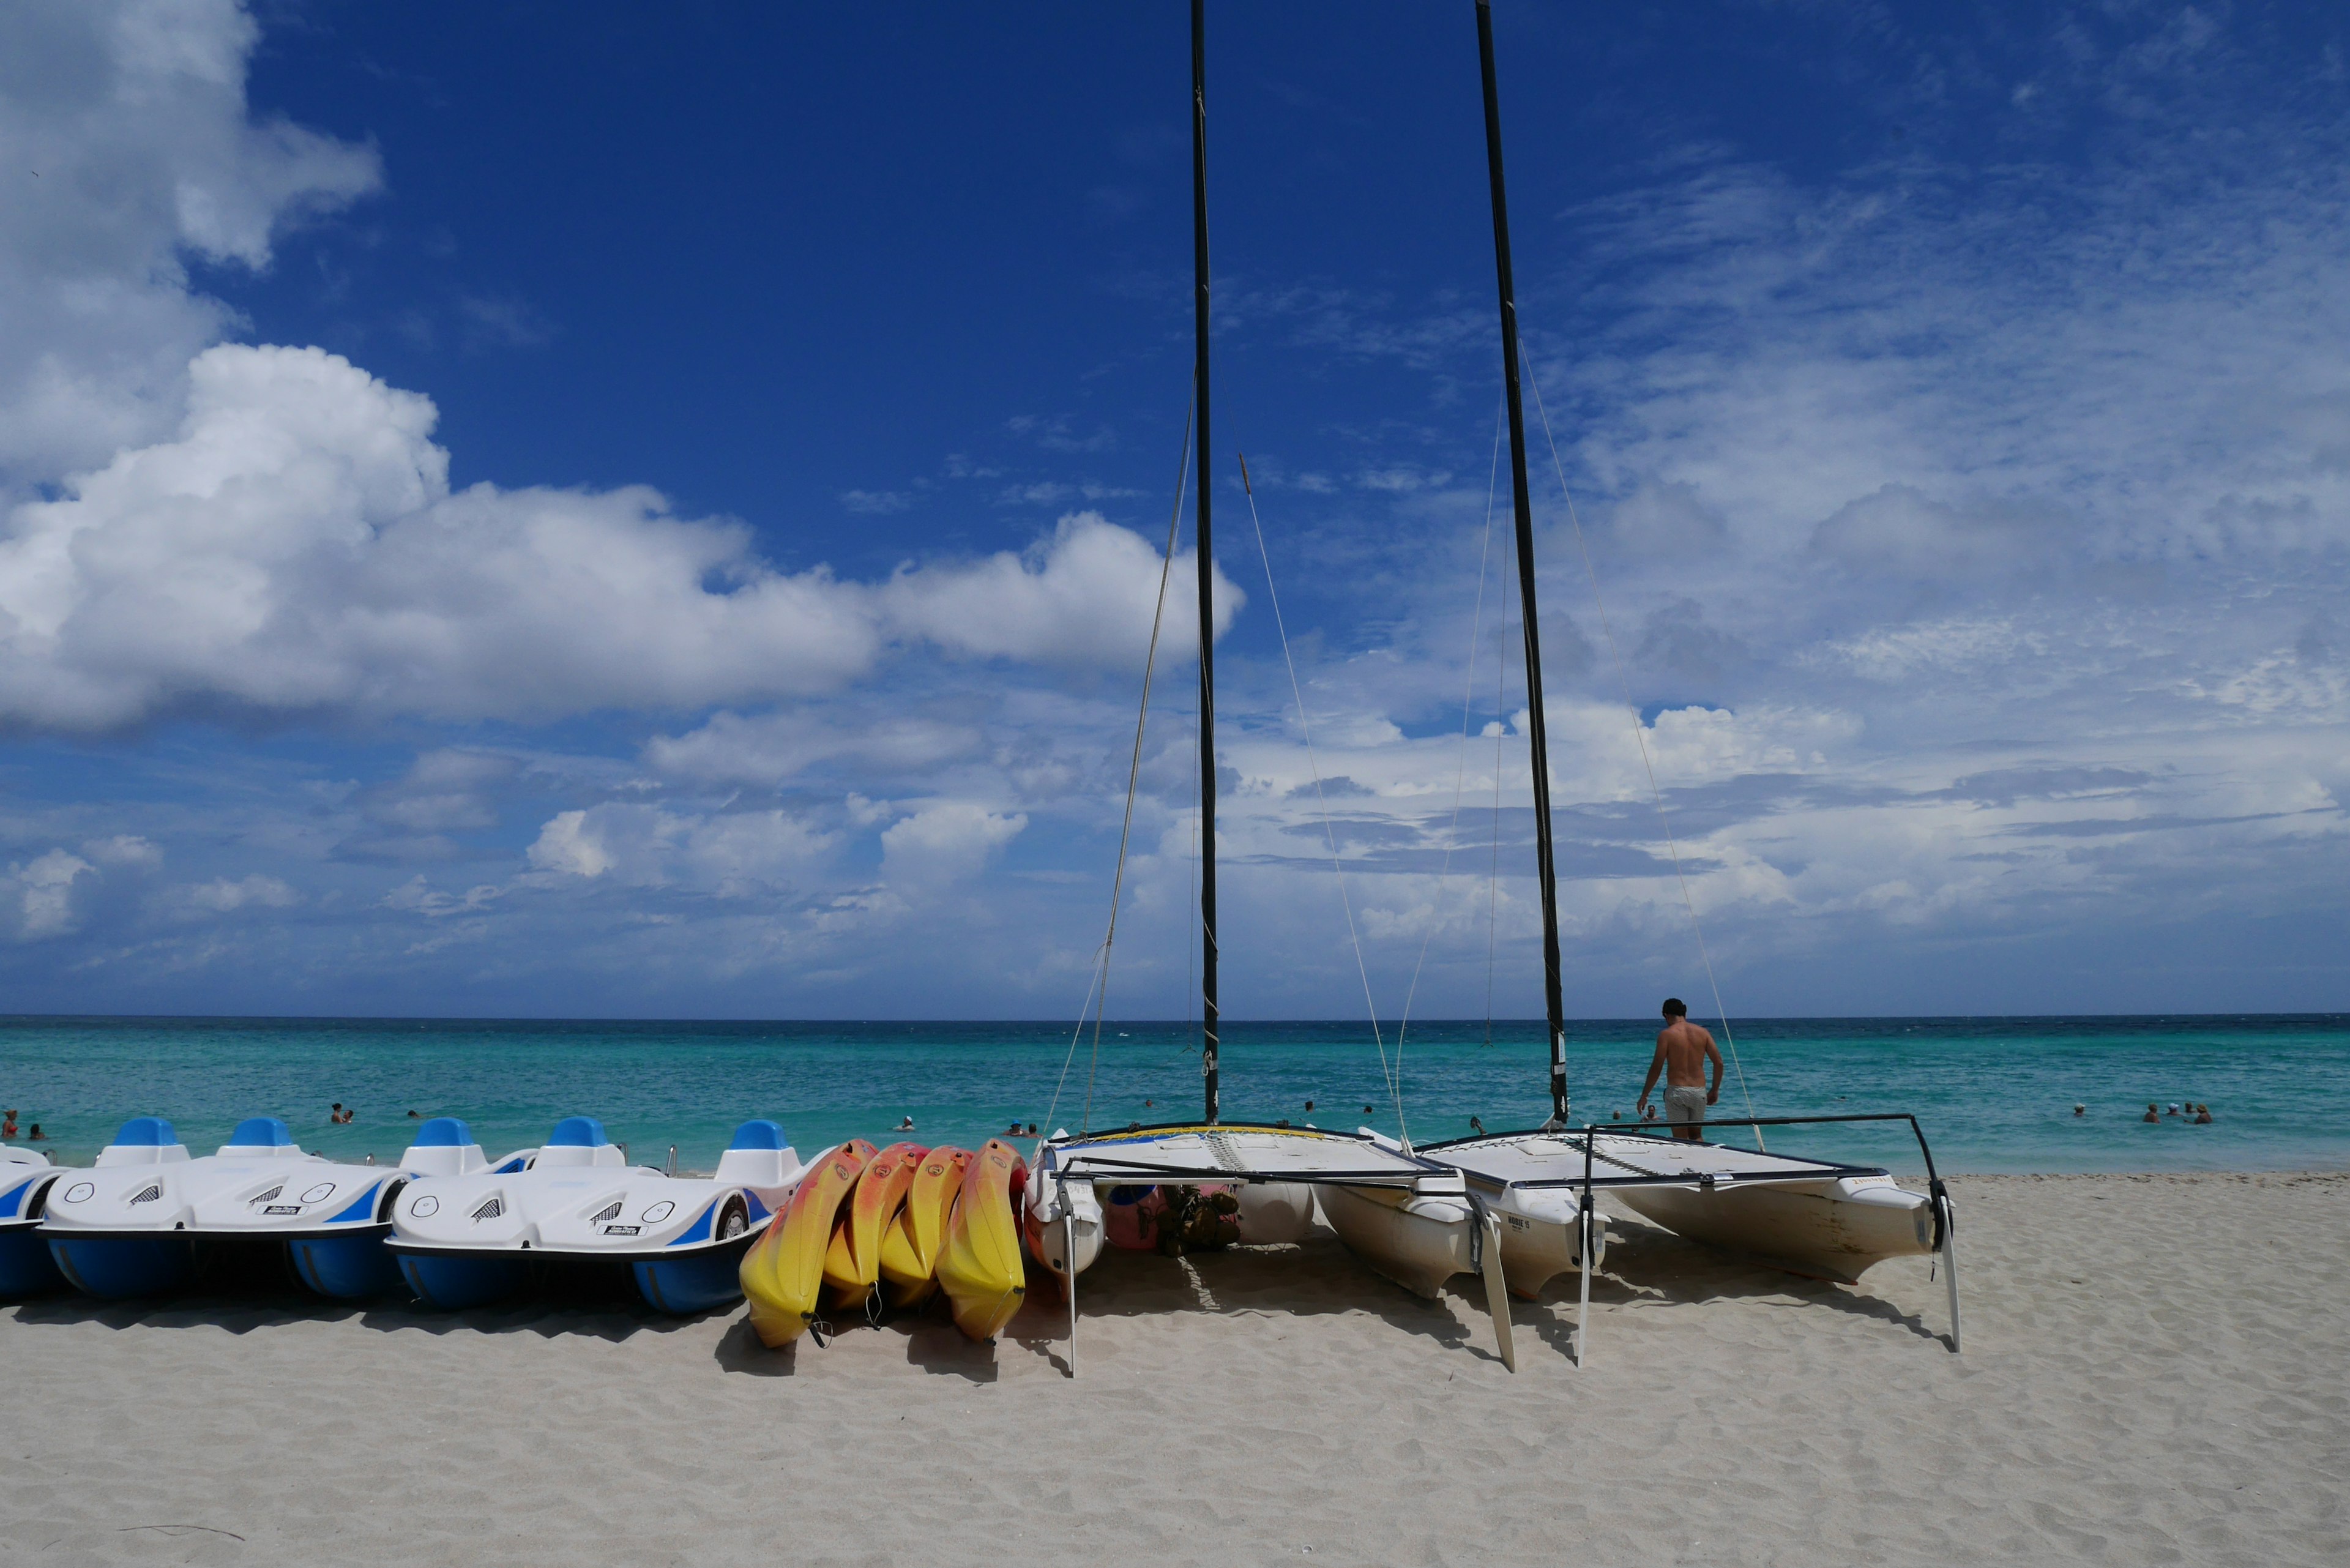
[1427,1113,1963,1365]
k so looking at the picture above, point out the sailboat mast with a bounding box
[1192,0,1220,1124]
[1475,0,1569,1123]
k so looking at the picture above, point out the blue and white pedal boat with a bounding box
[0,1148,69,1297]
[386,1116,805,1314]
[38,1115,476,1299]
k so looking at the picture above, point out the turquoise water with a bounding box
[0,1015,2343,1176]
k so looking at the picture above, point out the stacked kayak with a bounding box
[935,1139,1029,1341]
[822,1141,924,1316]
[740,1137,875,1346]
[879,1145,970,1308]
[40,1116,431,1299]
[389,1116,804,1313]
[741,1138,1029,1347]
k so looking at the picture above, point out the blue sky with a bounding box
[0,0,2344,1020]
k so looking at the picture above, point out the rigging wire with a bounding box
[1042,390,1195,1140]
[1234,452,1408,1143]
[1519,357,1764,1144]
[1395,396,1508,1083]
[1484,561,1515,1050]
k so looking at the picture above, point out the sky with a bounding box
[0,0,2344,1021]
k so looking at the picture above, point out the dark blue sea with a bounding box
[1,1015,2342,1176]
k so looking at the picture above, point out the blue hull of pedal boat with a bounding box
[288,1227,406,1298]
[48,1234,198,1297]
[396,1248,535,1310]
[0,1223,66,1298]
[0,1152,66,1297]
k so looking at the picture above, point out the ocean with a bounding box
[1,1014,2343,1176]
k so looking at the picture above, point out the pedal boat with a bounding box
[0,1148,68,1297]
[39,1116,427,1299]
[387,1116,803,1313]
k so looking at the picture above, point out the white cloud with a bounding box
[0,346,1223,730]
[880,802,1027,887]
[646,709,984,787]
[0,0,378,483]
[880,510,1240,667]
[184,873,297,912]
[526,810,614,879]
[83,834,163,868]
[0,344,888,728]
[6,848,93,938]
[0,2,1212,734]
[525,804,835,897]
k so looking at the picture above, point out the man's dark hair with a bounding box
[1662,998,1687,1018]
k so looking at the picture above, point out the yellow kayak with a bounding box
[878,1145,971,1308]
[739,1139,875,1348]
[935,1138,1029,1342]
[822,1140,925,1312]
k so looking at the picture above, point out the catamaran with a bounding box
[1031,0,1959,1375]
[1413,1,1961,1360]
[1021,0,1520,1375]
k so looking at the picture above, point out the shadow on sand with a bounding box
[1505,1209,1952,1359]
[7,1256,729,1343]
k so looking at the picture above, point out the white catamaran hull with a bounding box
[1315,1181,1474,1300]
[1486,1186,1604,1301]
[1615,1173,1932,1283]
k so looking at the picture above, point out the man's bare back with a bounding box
[1638,999,1723,1141]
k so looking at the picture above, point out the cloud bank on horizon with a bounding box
[0,0,2341,1022]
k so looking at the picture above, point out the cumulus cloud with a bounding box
[0,3,1218,734]
[0,345,886,727]
[526,804,835,896]
[879,802,1028,886]
[184,873,297,913]
[0,0,378,482]
[0,348,1229,730]
[646,709,984,787]
[881,511,1239,667]
[5,848,94,939]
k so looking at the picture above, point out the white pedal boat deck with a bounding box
[387,1116,804,1313]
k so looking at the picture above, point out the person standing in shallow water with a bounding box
[1638,998,1722,1142]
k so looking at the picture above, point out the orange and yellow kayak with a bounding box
[878,1144,971,1308]
[934,1138,1029,1342]
[739,1138,875,1348]
[822,1140,925,1311]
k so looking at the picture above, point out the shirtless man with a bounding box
[1637,998,1722,1141]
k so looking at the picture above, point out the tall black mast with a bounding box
[1476,0,1569,1123]
[1192,0,1221,1124]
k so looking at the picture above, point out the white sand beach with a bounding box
[4,1171,2343,1567]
